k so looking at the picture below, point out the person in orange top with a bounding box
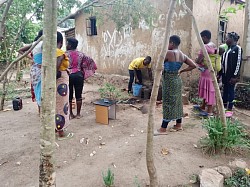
[56,31,73,140]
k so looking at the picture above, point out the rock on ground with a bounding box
[199,168,224,187]
[214,166,232,179]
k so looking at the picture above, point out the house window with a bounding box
[219,20,227,43]
[86,16,97,36]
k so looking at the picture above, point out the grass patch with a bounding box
[224,168,250,187]
[200,117,250,155]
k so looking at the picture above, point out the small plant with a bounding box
[190,97,202,105]
[200,117,250,155]
[134,176,141,187]
[98,83,126,101]
[224,168,250,187]
[102,168,114,187]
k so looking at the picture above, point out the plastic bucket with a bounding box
[132,84,142,97]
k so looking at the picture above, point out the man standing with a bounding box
[128,56,152,93]
[220,32,242,117]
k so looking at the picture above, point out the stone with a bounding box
[229,159,247,169]
[199,168,224,187]
[214,166,232,179]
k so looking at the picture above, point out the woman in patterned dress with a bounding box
[155,35,196,135]
[55,31,73,140]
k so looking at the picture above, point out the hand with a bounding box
[229,78,238,85]
[178,70,183,76]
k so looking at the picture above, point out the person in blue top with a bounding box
[18,30,43,114]
[155,35,196,135]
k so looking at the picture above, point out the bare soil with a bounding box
[0,74,249,187]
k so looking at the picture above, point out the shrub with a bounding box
[98,83,127,101]
[200,117,250,155]
[102,168,114,187]
[224,168,250,187]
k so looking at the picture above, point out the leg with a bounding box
[154,119,169,135]
[128,70,135,92]
[135,70,143,84]
[169,118,183,132]
[200,99,206,110]
[227,83,235,110]
[159,120,169,132]
[69,74,75,118]
[222,82,229,109]
[175,118,182,128]
[74,72,84,118]
[207,105,213,115]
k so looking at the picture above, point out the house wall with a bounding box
[191,0,245,58]
[74,0,193,77]
[74,0,245,78]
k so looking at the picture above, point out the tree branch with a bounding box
[57,0,99,25]
[0,36,43,81]
[0,0,7,7]
[0,0,14,40]
[8,8,39,62]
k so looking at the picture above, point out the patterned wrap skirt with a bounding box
[55,71,69,131]
[162,71,183,121]
[30,64,42,106]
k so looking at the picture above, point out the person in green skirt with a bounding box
[155,35,197,135]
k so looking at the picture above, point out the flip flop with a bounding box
[225,111,233,118]
[193,105,203,112]
[57,132,74,141]
[154,129,168,136]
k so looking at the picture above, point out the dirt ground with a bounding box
[0,74,250,187]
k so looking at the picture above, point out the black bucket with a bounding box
[12,97,23,111]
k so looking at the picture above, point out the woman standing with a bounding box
[56,32,73,140]
[155,35,196,135]
[18,30,43,114]
[66,38,96,119]
[196,30,217,116]
[220,32,242,117]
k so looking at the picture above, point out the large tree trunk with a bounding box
[182,1,227,135]
[146,1,177,186]
[39,0,57,186]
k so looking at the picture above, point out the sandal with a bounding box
[57,132,74,141]
[70,114,76,120]
[154,129,168,136]
[169,125,183,132]
[225,111,233,118]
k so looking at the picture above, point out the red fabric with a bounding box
[31,84,35,102]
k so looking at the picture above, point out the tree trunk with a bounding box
[182,1,227,134]
[0,75,7,110]
[146,1,177,186]
[39,0,57,186]
[0,0,13,41]
[241,0,250,81]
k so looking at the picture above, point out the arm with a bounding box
[57,55,64,71]
[18,44,32,55]
[180,56,197,74]
[195,48,205,65]
[18,44,33,59]
[230,47,243,84]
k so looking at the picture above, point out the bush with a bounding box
[200,117,250,155]
[224,168,250,187]
[98,83,127,101]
